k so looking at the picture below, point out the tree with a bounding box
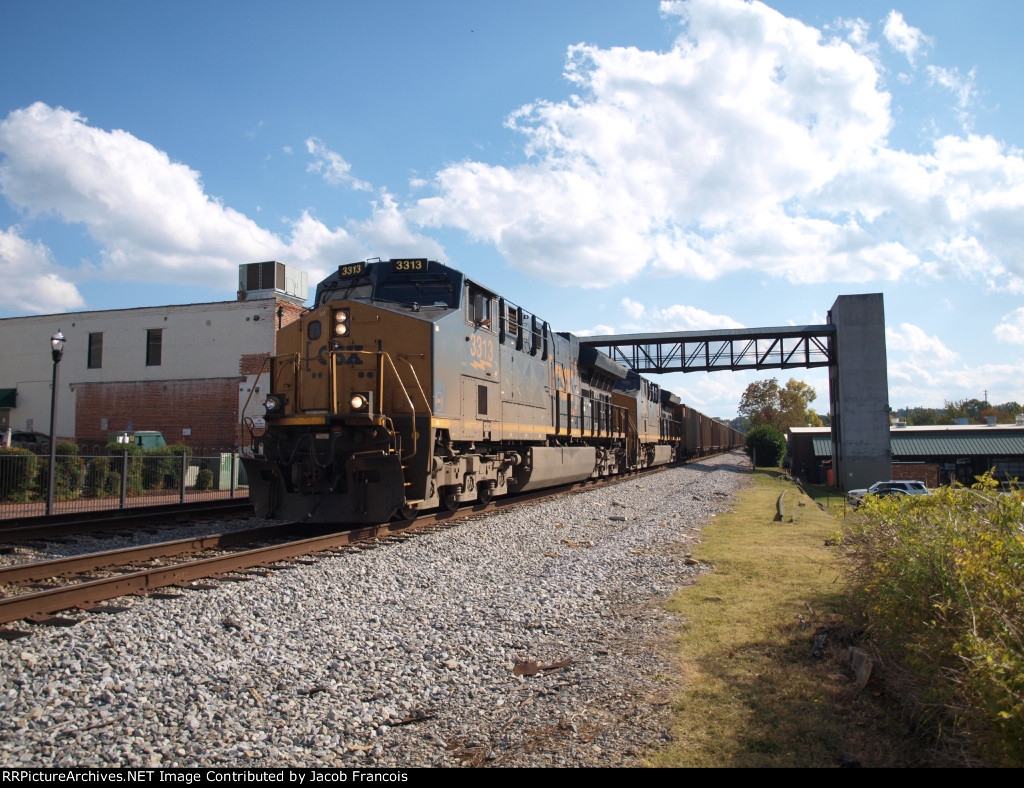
[945,398,987,423]
[744,424,786,467]
[738,377,821,432]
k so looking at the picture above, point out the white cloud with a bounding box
[347,193,447,261]
[0,227,85,314]
[628,302,744,332]
[578,297,742,335]
[406,0,1024,292]
[926,65,978,131]
[888,361,1023,409]
[882,10,931,67]
[405,1,1024,294]
[994,307,1024,345]
[621,297,645,320]
[886,322,958,362]
[0,103,443,303]
[305,137,372,191]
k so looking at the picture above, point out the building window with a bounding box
[87,332,103,369]
[146,328,163,366]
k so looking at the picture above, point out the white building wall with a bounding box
[0,299,280,439]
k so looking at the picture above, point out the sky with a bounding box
[1,0,1022,419]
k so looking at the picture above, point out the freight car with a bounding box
[241,258,741,524]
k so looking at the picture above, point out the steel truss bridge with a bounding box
[578,325,836,375]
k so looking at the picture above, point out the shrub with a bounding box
[106,443,144,496]
[0,447,39,501]
[34,442,85,501]
[744,424,786,467]
[85,456,120,498]
[142,444,193,490]
[843,472,1024,764]
[196,468,214,491]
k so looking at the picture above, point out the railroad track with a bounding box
[0,456,736,634]
[0,499,254,544]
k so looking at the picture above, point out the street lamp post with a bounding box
[47,331,66,516]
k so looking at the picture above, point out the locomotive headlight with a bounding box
[349,391,373,413]
[333,309,350,336]
[263,394,285,413]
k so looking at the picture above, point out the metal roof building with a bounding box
[790,423,1024,487]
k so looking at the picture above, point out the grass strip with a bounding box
[649,469,923,768]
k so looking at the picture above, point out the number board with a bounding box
[337,262,366,278]
[390,258,428,272]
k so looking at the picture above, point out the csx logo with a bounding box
[307,343,366,370]
[553,362,575,392]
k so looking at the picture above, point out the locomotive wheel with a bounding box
[442,487,461,512]
[397,504,418,521]
[477,485,493,505]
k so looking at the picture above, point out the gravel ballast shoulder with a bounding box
[1,452,750,768]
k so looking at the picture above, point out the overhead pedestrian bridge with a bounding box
[578,295,889,492]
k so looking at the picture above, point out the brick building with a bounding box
[0,263,306,452]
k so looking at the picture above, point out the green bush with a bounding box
[85,456,121,498]
[843,472,1024,764]
[142,444,193,490]
[34,442,85,501]
[196,468,214,491]
[744,424,786,467]
[106,443,144,496]
[0,447,39,501]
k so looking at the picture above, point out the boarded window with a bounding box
[146,328,163,366]
[87,332,103,369]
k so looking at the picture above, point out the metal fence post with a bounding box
[230,452,236,499]
[120,448,128,510]
[180,451,187,504]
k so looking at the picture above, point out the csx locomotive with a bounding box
[241,258,741,524]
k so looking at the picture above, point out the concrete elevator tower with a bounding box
[827,294,891,490]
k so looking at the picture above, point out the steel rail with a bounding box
[0,523,297,585]
[0,500,254,544]
[0,519,417,626]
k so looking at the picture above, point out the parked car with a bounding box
[3,430,52,452]
[848,480,929,505]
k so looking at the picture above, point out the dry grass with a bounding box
[648,470,931,768]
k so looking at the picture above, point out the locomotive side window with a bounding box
[307,321,321,340]
[468,286,494,331]
[506,303,519,336]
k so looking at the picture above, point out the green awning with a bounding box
[811,436,832,457]
[0,388,15,408]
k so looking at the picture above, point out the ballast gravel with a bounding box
[1,453,750,768]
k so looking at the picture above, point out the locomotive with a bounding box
[241,258,742,524]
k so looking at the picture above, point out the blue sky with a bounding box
[2,0,1022,419]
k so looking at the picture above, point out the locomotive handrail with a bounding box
[380,352,420,460]
[397,357,432,416]
[324,348,425,461]
[240,354,273,452]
